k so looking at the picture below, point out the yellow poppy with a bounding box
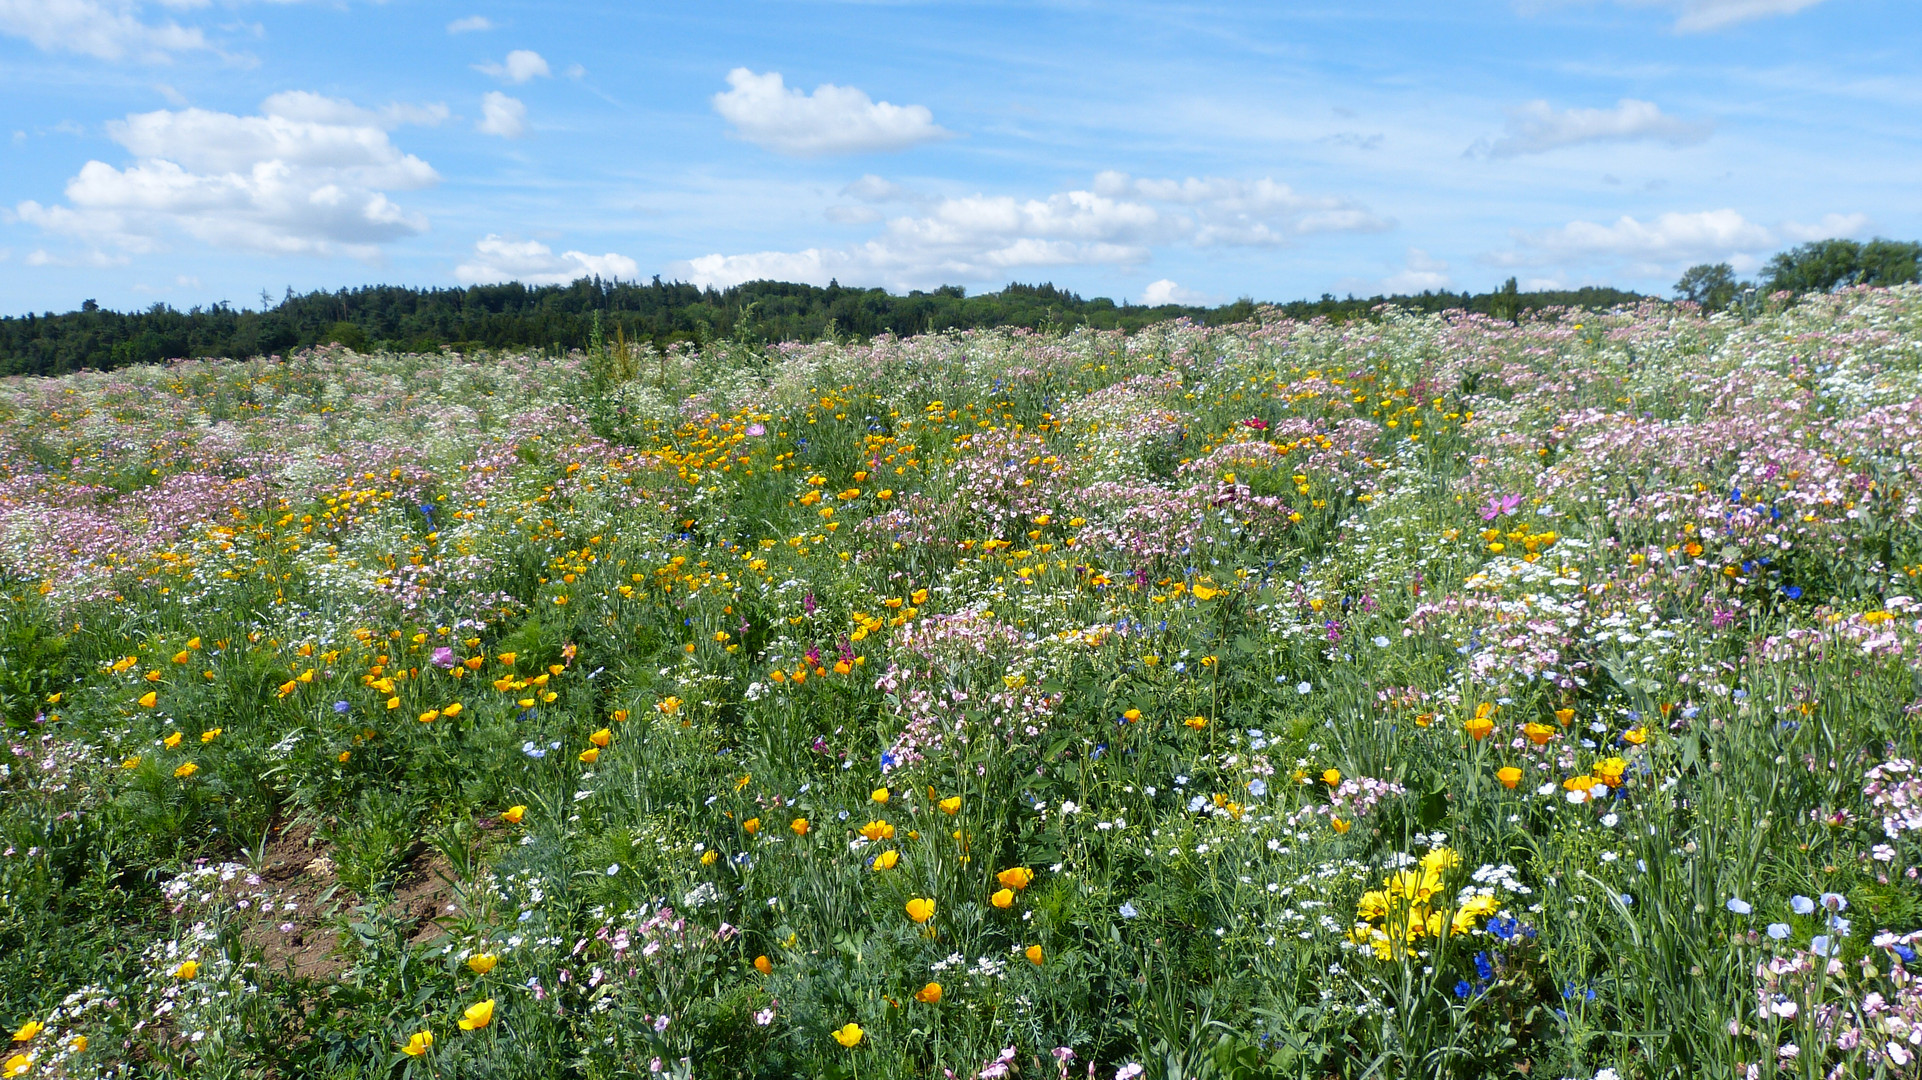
[1025,944,1043,965]
[871,850,899,871]
[501,805,525,824]
[10,1021,41,1043]
[996,867,1034,890]
[138,691,157,709]
[172,960,200,979]
[743,818,760,835]
[938,796,961,815]
[914,981,942,1003]
[905,897,935,923]
[1322,768,1341,787]
[589,728,611,748]
[870,787,889,804]
[1496,766,1522,789]
[163,731,182,749]
[754,955,772,975]
[173,762,199,779]
[401,1030,433,1057]
[831,1023,863,1048]
[467,953,497,975]
[990,888,1014,909]
[790,817,809,836]
[577,747,599,764]
[457,998,494,1031]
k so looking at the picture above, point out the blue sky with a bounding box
[2,0,1916,314]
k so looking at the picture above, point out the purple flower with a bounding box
[431,646,456,669]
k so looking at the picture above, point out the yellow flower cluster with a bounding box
[1346,848,1496,960]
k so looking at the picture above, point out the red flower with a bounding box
[1241,418,1269,430]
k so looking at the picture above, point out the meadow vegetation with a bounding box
[2,287,1922,1079]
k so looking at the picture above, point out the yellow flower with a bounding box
[790,817,809,836]
[1496,766,1523,789]
[701,850,719,866]
[938,796,961,815]
[200,728,221,743]
[743,817,761,835]
[1184,715,1207,730]
[172,651,190,665]
[871,850,899,871]
[831,1022,863,1048]
[1554,707,1576,726]
[870,787,889,804]
[1593,757,1627,786]
[467,953,497,975]
[173,762,199,779]
[859,820,895,842]
[1622,727,1648,745]
[501,805,525,824]
[914,981,942,1004]
[497,652,517,665]
[1122,708,1141,723]
[1463,714,1494,740]
[990,888,1014,909]
[577,747,599,764]
[905,897,935,924]
[67,1037,84,1054]
[1331,816,1351,834]
[996,867,1034,890]
[1025,944,1043,965]
[457,998,494,1031]
[2,1053,30,1080]
[386,697,401,710]
[1523,722,1557,746]
[138,691,157,709]
[1420,847,1461,875]
[1321,768,1341,787]
[754,955,772,975]
[9,1021,40,1043]
[401,1030,433,1056]
[1191,584,1218,601]
[338,751,351,763]
[417,709,440,724]
[163,731,182,749]
[121,756,141,770]
[589,728,611,748]
[172,960,200,979]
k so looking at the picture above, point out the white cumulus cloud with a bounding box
[1140,279,1211,306]
[476,49,550,84]
[0,0,210,61]
[477,91,527,138]
[672,172,1385,291]
[456,235,638,285]
[446,15,494,33]
[1469,99,1710,157]
[1522,209,1775,261]
[1380,249,1455,293]
[12,93,438,259]
[712,69,950,156]
[1779,212,1872,243]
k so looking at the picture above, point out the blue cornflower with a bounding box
[1453,980,1472,999]
[333,700,351,714]
[1474,952,1494,980]
[1784,585,1803,600]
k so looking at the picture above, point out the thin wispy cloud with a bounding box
[1468,99,1710,157]
[0,0,209,61]
[712,69,950,156]
[446,15,494,34]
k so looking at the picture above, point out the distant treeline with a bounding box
[0,277,1655,378]
[1675,237,1922,310]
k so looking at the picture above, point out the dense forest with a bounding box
[0,278,1642,377]
[1,235,1913,377]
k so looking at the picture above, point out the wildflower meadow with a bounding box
[4,287,1922,1080]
